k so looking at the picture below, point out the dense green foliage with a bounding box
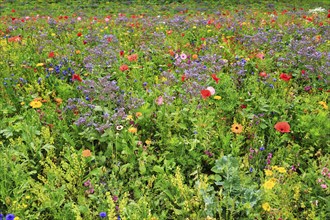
[0,1,329,219]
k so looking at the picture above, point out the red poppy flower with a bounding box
[259,72,267,77]
[11,9,16,13]
[48,51,55,58]
[280,73,291,81]
[83,40,87,45]
[301,70,306,75]
[72,74,82,82]
[211,74,219,84]
[274,122,290,133]
[181,74,186,82]
[120,64,129,72]
[201,90,211,99]
[77,32,82,37]
[120,50,124,57]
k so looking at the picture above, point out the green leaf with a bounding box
[153,165,164,173]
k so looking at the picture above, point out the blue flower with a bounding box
[5,214,15,220]
[0,213,3,220]
[99,212,107,218]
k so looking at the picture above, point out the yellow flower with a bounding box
[29,100,42,108]
[262,202,271,212]
[231,123,243,134]
[263,179,276,190]
[14,217,20,220]
[264,169,273,176]
[126,115,133,120]
[36,63,44,67]
[214,96,222,100]
[128,127,137,133]
[145,140,152,145]
[20,102,25,106]
[319,101,328,110]
[135,112,142,118]
[276,167,286,173]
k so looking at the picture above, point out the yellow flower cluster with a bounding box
[319,101,328,110]
[272,166,287,173]
[263,178,276,190]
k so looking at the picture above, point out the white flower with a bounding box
[206,86,215,95]
[308,7,326,14]
[116,125,123,131]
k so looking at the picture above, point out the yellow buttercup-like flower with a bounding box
[36,63,44,67]
[214,96,222,100]
[263,179,276,190]
[29,100,42,108]
[264,169,273,176]
[276,167,287,173]
[262,202,271,212]
[126,115,133,120]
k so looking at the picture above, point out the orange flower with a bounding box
[231,123,243,134]
[82,149,92,157]
[120,64,129,72]
[274,122,290,133]
[127,54,138,62]
[128,127,137,133]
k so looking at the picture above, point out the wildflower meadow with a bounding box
[0,0,329,219]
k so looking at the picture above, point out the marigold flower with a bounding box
[128,127,137,133]
[29,100,42,108]
[262,202,271,212]
[135,112,142,117]
[192,54,198,60]
[54,98,63,105]
[82,149,92,157]
[231,123,243,134]
[274,121,290,133]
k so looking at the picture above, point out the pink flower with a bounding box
[180,53,187,60]
[155,96,163,105]
[321,184,327,189]
[206,86,215,95]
